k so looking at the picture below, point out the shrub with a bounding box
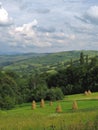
[46,87,64,101]
[0,96,15,110]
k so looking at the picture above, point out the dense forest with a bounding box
[0,51,98,109]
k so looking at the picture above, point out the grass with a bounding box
[0,92,98,130]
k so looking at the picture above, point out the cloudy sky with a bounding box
[0,0,98,53]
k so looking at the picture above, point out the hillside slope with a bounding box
[0,50,98,75]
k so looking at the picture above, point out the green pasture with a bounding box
[0,92,98,130]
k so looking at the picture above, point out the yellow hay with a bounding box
[56,104,62,113]
[88,90,91,95]
[32,100,36,109]
[40,99,45,108]
[72,100,78,110]
[84,91,88,96]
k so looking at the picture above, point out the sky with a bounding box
[0,0,98,53]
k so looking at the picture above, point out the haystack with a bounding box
[88,90,91,95]
[40,99,45,107]
[72,100,78,110]
[56,104,62,113]
[84,91,88,96]
[32,100,36,109]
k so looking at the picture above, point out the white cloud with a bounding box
[0,3,13,26]
[9,20,37,46]
[85,6,98,24]
[86,6,98,19]
[0,0,98,53]
[66,34,76,40]
[15,19,37,36]
[9,19,52,48]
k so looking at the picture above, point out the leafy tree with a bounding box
[46,87,64,101]
[32,84,48,101]
[0,72,18,109]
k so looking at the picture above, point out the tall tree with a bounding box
[80,52,84,65]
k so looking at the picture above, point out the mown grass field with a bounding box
[0,92,98,130]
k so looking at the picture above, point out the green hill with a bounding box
[0,50,98,75]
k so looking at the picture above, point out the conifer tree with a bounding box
[80,52,84,65]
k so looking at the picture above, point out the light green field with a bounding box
[0,92,98,130]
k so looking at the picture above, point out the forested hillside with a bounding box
[0,50,98,110]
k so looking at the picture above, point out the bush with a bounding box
[0,96,15,110]
[46,87,64,101]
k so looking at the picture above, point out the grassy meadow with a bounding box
[0,92,98,130]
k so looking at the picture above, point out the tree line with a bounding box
[0,70,64,110]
